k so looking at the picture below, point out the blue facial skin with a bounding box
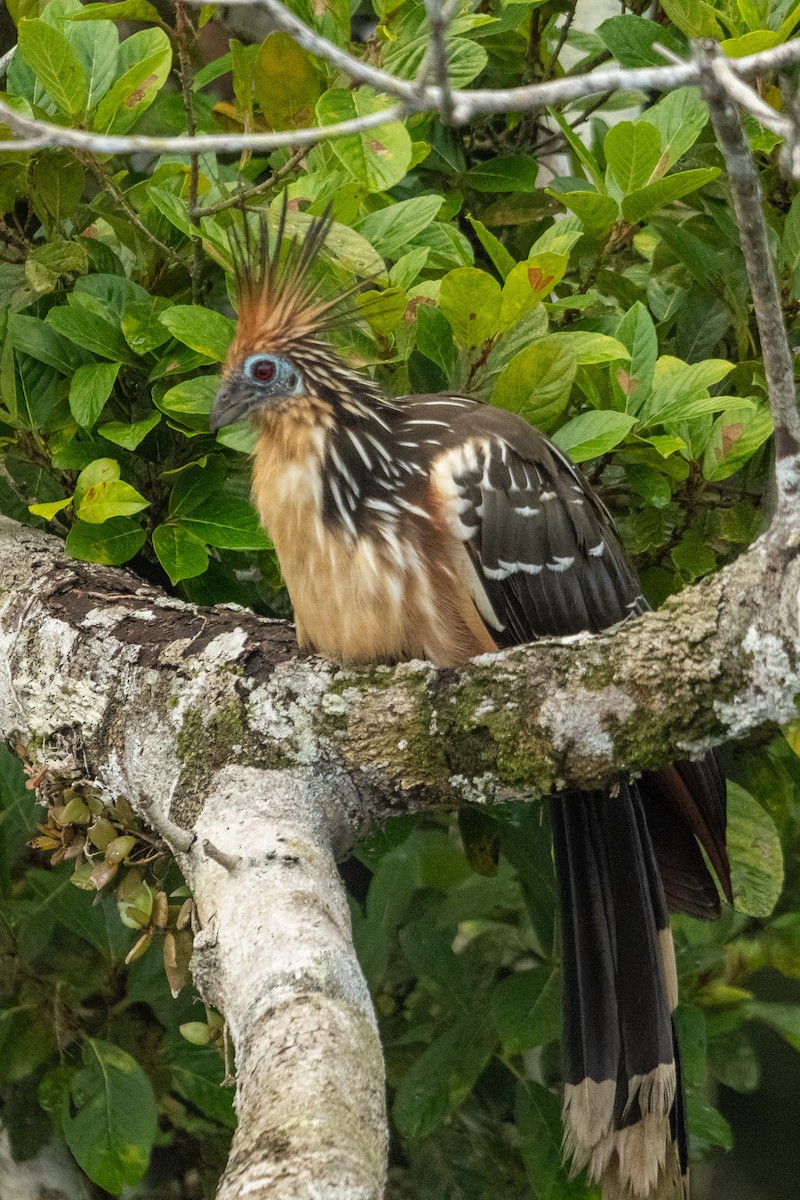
[210,353,306,431]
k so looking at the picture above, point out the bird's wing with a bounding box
[414,399,647,643]
[411,396,730,912]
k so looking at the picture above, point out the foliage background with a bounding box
[2,0,800,1196]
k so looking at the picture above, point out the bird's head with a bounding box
[210,349,308,431]
[210,202,381,432]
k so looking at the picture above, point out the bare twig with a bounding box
[0,96,407,154]
[81,154,180,262]
[0,47,14,80]
[190,148,305,218]
[2,27,800,154]
[698,39,800,506]
[423,0,457,124]
[174,1,203,301]
[546,1,578,81]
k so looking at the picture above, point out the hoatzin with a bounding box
[210,206,732,1200]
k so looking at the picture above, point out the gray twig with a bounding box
[698,38,800,509]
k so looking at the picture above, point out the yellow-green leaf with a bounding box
[254,32,320,130]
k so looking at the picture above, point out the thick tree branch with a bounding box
[181,767,386,1200]
[0,494,799,1200]
[0,515,798,833]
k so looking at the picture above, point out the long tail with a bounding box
[551,781,690,1200]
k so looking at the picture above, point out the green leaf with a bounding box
[624,462,672,508]
[499,253,568,329]
[409,222,473,271]
[639,357,733,426]
[644,88,709,172]
[547,188,618,236]
[383,31,487,89]
[28,151,85,229]
[316,89,412,192]
[216,422,256,453]
[147,185,194,238]
[69,0,162,21]
[99,411,160,449]
[676,289,732,363]
[727,781,784,918]
[553,411,636,463]
[92,27,172,135]
[493,967,561,1056]
[65,6,120,114]
[745,1002,800,1053]
[392,1011,497,1140]
[702,405,773,481]
[47,303,135,364]
[389,247,430,290]
[159,307,235,362]
[168,1041,236,1128]
[493,336,577,432]
[168,458,226,517]
[415,304,456,381]
[598,14,685,68]
[545,108,604,190]
[28,497,72,519]
[516,1079,586,1199]
[671,527,717,580]
[466,216,516,280]
[439,268,501,348]
[122,297,173,354]
[69,362,119,429]
[25,241,88,293]
[63,1039,157,1193]
[24,867,131,960]
[565,332,630,365]
[254,32,320,129]
[72,461,149,525]
[9,313,87,374]
[159,377,218,422]
[180,495,270,550]
[465,155,538,193]
[661,0,722,38]
[355,196,442,259]
[153,524,209,585]
[66,516,146,565]
[18,17,87,116]
[622,169,721,225]
[782,193,800,272]
[651,218,724,287]
[604,121,661,193]
[74,481,149,524]
[685,1093,732,1152]
[614,302,658,413]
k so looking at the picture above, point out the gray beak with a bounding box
[209,379,251,432]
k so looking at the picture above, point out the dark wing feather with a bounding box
[411,396,728,914]
[416,400,646,641]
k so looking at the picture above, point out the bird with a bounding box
[209,203,732,1200]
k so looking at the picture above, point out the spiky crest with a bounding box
[226,198,354,369]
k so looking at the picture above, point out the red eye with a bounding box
[252,359,276,383]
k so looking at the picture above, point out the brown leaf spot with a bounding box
[528,268,554,292]
[124,73,158,109]
[368,139,388,156]
[404,296,435,322]
[716,423,743,460]
[617,369,639,396]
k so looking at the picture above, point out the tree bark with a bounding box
[1,510,799,1198]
